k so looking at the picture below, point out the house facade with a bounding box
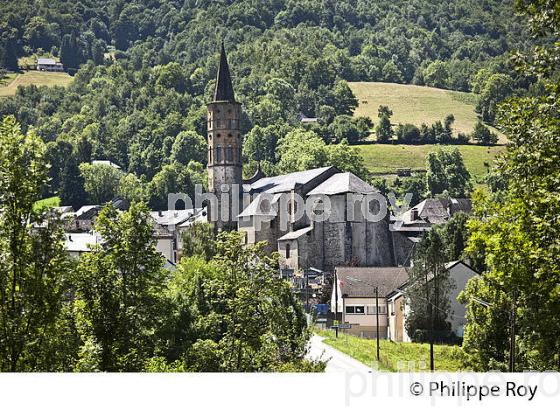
[37,58,64,72]
[330,267,409,339]
[387,260,479,342]
[390,198,472,266]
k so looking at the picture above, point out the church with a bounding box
[205,43,397,273]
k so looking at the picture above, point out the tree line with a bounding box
[375,106,498,145]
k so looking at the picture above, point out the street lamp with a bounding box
[347,276,381,362]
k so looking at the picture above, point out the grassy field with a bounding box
[33,196,61,212]
[316,329,467,372]
[0,70,73,97]
[349,82,506,143]
[356,143,504,181]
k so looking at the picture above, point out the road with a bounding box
[307,335,374,373]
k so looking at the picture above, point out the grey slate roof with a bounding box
[397,198,472,226]
[37,58,56,65]
[336,266,410,298]
[237,193,282,218]
[75,205,101,220]
[307,172,376,196]
[278,226,314,241]
[53,206,74,214]
[150,209,201,227]
[246,166,335,194]
[92,160,121,169]
[213,42,235,102]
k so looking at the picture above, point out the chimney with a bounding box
[158,210,163,217]
[68,235,72,242]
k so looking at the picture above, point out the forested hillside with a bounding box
[0,0,533,207]
[1,0,529,87]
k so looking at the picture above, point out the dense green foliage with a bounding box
[426,148,473,197]
[0,116,73,371]
[1,0,528,89]
[74,202,169,371]
[163,232,319,371]
[460,0,560,371]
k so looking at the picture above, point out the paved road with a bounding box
[307,335,374,373]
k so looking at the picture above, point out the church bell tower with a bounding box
[207,42,243,231]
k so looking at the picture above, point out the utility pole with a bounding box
[375,286,380,362]
[306,273,310,313]
[429,266,435,372]
[334,270,338,338]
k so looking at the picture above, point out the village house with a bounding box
[36,58,64,72]
[330,266,409,339]
[150,208,205,263]
[391,197,472,266]
[387,260,479,342]
[330,261,478,341]
[64,232,101,258]
[91,160,122,170]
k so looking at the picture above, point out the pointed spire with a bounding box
[213,41,235,102]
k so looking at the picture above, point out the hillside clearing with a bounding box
[33,196,61,212]
[0,71,73,97]
[356,143,504,181]
[349,82,506,144]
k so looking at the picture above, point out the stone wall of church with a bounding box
[365,216,395,266]
[391,231,415,267]
[323,222,347,271]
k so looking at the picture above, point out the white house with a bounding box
[37,58,64,72]
[387,260,479,342]
[150,208,206,263]
[330,266,409,339]
[65,232,101,258]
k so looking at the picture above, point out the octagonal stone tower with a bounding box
[207,42,243,231]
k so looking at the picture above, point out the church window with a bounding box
[209,149,212,163]
[226,145,233,162]
[285,243,291,259]
[216,146,222,162]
